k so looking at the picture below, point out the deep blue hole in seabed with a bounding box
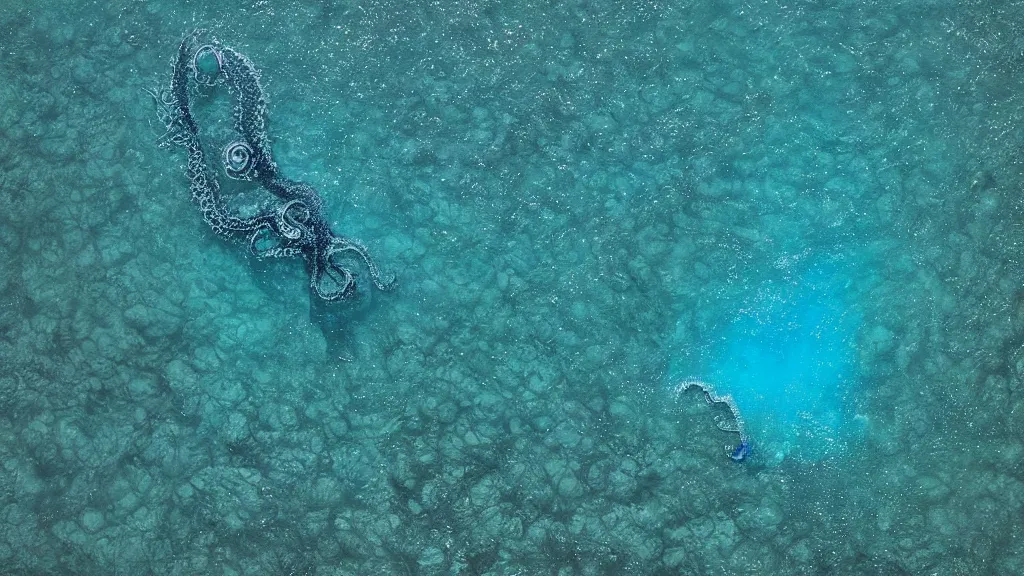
[670,261,866,464]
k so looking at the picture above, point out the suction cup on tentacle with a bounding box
[223,140,256,180]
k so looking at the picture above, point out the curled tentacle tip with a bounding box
[378,274,398,291]
[223,141,256,180]
[315,262,357,301]
[192,43,223,86]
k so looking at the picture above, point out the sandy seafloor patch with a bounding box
[1,0,1023,573]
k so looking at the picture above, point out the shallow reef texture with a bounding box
[1,0,1024,574]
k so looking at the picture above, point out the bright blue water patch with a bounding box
[671,261,864,463]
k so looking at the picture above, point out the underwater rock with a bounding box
[80,510,105,534]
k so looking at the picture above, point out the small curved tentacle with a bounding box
[248,227,278,257]
[673,378,749,461]
[311,255,356,301]
[192,44,223,86]
[276,200,311,241]
[144,87,186,148]
[248,227,303,259]
[327,237,397,292]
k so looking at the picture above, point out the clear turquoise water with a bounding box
[670,258,865,463]
[2,0,1024,573]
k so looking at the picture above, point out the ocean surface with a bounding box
[1,0,1023,573]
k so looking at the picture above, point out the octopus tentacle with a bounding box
[192,44,223,86]
[327,237,397,292]
[311,255,356,302]
[153,30,394,302]
[248,228,301,259]
[276,200,311,241]
[673,379,750,461]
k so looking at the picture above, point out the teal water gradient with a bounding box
[672,261,863,463]
[2,0,1024,574]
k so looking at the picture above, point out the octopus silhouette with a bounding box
[149,31,395,301]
